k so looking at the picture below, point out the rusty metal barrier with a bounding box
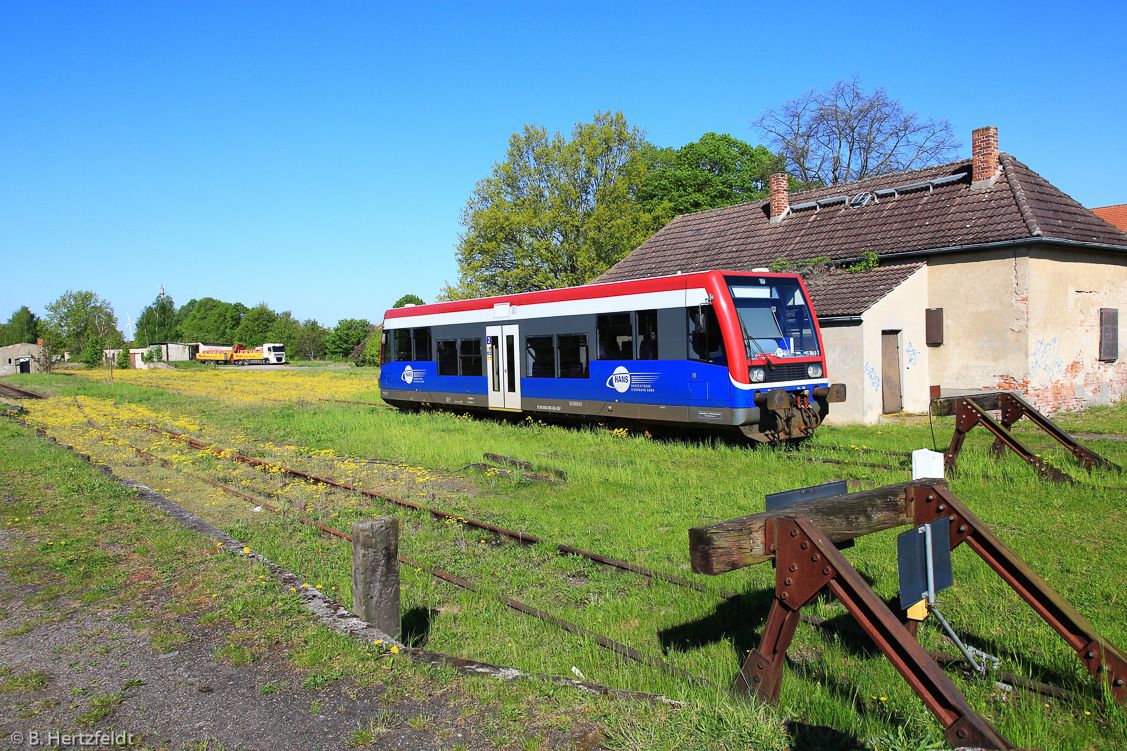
[689,479,1126,751]
[933,392,1121,483]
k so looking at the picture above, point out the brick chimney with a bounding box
[36,338,43,346]
[971,126,1000,189]
[769,172,790,224]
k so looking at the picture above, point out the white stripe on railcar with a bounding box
[384,288,711,329]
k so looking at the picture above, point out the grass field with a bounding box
[4,367,1127,750]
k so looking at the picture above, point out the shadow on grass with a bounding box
[785,721,868,751]
[401,606,437,648]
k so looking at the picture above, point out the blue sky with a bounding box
[3,1,1125,332]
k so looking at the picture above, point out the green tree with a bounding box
[442,111,663,300]
[233,303,277,348]
[134,293,180,346]
[0,306,39,346]
[325,318,371,360]
[266,311,301,354]
[393,294,425,308]
[180,298,246,345]
[296,319,328,361]
[638,133,784,216]
[116,348,131,369]
[44,290,118,357]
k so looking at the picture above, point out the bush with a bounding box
[116,349,131,369]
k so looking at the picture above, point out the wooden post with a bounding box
[352,517,400,638]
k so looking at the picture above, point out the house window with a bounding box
[1100,308,1118,362]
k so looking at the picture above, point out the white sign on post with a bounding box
[912,449,945,480]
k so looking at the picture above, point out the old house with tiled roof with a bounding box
[595,127,1127,423]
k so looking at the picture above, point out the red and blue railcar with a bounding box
[379,270,845,442]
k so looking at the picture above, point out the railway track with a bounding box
[58,401,708,684]
[9,396,1108,707]
[0,382,48,400]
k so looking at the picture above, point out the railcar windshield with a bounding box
[725,276,820,358]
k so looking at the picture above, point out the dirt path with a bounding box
[0,542,494,751]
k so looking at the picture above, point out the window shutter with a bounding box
[925,308,944,346]
[1100,308,1118,362]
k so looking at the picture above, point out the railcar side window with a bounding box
[393,329,412,361]
[436,340,458,375]
[413,327,432,361]
[525,336,555,378]
[557,334,588,378]
[636,310,658,359]
[597,314,633,360]
[459,339,482,376]
[380,330,390,366]
[688,306,726,364]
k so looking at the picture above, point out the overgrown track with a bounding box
[9,396,1107,710]
[61,402,710,685]
[0,382,49,400]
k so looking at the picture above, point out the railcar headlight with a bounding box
[750,367,766,383]
[807,363,823,378]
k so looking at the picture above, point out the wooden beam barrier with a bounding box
[688,480,945,576]
[930,392,1005,417]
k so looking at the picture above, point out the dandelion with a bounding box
[243,546,250,554]
[390,646,399,654]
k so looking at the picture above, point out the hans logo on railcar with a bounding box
[605,366,659,394]
[401,366,426,385]
[607,366,632,393]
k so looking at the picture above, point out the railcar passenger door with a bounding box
[486,324,521,411]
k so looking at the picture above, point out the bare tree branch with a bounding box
[753,76,961,187]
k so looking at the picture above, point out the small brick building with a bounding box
[0,342,45,375]
[595,127,1127,423]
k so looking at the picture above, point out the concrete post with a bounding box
[351,517,400,638]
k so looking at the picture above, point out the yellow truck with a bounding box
[196,343,286,365]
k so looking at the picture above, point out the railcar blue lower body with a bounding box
[380,359,840,442]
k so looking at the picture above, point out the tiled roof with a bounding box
[596,154,1127,288]
[806,263,925,318]
[1092,204,1127,233]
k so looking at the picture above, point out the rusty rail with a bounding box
[130,421,728,598]
[0,383,48,400]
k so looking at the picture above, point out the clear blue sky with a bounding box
[3,1,1125,332]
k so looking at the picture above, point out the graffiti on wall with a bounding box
[864,363,881,392]
[905,342,919,367]
[831,347,860,371]
[979,333,1007,354]
[1029,337,1064,378]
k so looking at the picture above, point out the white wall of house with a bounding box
[1025,247,1127,411]
[820,266,930,425]
[926,246,1127,415]
[820,322,864,424]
